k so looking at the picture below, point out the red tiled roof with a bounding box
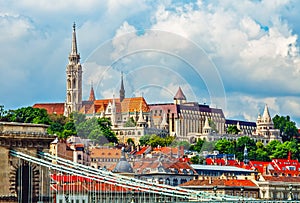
[90,148,121,159]
[132,158,196,175]
[180,179,257,187]
[33,103,64,115]
[134,146,151,156]
[262,175,300,182]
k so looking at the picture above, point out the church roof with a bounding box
[88,86,95,101]
[33,103,65,115]
[81,97,150,115]
[174,87,186,100]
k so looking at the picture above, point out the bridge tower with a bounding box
[0,122,55,203]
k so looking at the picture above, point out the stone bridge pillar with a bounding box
[0,122,55,203]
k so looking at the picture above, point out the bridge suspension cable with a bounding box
[10,149,254,202]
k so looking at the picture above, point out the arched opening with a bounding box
[16,164,33,203]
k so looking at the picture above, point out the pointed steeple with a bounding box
[71,22,78,55]
[137,104,146,126]
[120,72,125,102]
[64,22,82,116]
[203,117,212,134]
[160,113,169,129]
[262,104,271,122]
[174,87,186,104]
[88,82,95,101]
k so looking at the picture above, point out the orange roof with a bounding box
[90,148,121,159]
[33,103,64,115]
[262,175,300,182]
[81,97,150,115]
[180,179,257,187]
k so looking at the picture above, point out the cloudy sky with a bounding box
[1,0,300,127]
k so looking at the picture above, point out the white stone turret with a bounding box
[160,113,169,129]
[203,117,212,134]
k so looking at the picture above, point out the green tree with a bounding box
[149,134,165,148]
[273,115,298,142]
[255,148,271,161]
[5,106,52,124]
[139,134,151,146]
[124,117,136,127]
[97,117,118,143]
[189,139,205,153]
[190,155,200,164]
[214,139,235,154]
[235,136,257,161]
[266,140,281,155]
[226,125,240,134]
[76,117,99,138]
[0,105,7,121]
[127,138,135,145]
[72,112,86,126]
[171,141,190,149]
[271,140,298,159]
[164,135,175,146]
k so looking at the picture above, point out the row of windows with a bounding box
[116,131,142,136]
[91,158,120,162]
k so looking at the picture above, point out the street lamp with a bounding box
[288,184,293,200]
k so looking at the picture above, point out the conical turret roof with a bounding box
[174,87,186,100]
[88,83,95,101]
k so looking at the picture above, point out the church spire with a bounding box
[71,22,78,55]
[88,82,95,101]
[64,23,82,116]
[120,72,125,102]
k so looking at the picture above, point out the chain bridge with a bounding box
[0,122,297,203]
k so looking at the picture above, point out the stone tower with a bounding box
[64,23,82,116]
[0,122,55,203]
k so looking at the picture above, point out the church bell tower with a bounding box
[64,23,82,116]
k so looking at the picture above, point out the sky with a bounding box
[0,0,300,127]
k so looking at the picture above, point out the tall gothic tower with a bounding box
[64,23,82,116]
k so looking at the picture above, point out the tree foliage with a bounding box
[124,117,136,127]
[139,134,151,146]
[226,125,240,134]
[189,139,205,153]
[273,115,298,142]
[4,106,52,124]
[97,117,118,143]
[214,139,235,154]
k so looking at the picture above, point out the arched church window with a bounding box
[67,79,71,89]
[68,93,71,102]
[73,79,76,88]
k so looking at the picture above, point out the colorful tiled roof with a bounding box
[33,103,65,115]
[90,148,121,159]
[81,97,150,115]
[262,175,300,182]
[180,179,257,187]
